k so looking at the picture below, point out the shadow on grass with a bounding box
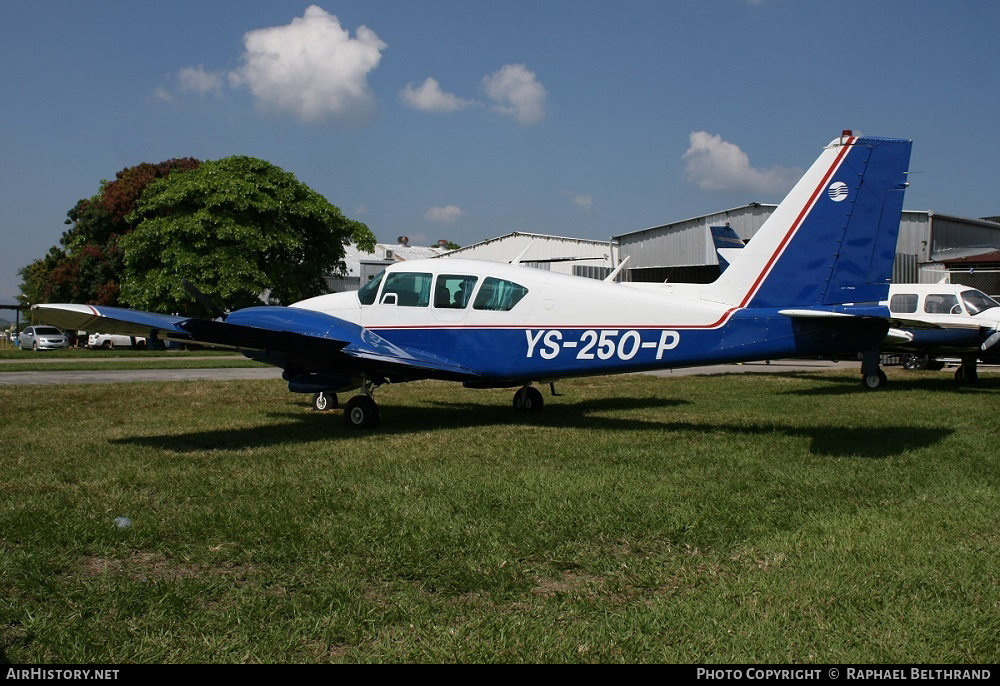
[771,371,1000,396]
[111,393,948,459]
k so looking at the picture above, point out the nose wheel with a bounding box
[311,392,338,411]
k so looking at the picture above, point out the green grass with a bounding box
[1,370,997,663]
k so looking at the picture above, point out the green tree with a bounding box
[17,158,200,305]
[120,156,375,313]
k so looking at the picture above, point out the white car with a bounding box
[87,332,146,349]
[19,326,69,351]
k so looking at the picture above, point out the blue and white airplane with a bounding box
[34,131,912,429]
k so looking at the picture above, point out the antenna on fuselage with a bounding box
[604,255,630,283]
[510,240,535,266]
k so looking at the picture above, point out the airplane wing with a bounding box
[31,303,480,382]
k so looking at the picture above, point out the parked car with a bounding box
[19,326,69,351]
[87,333,146,349]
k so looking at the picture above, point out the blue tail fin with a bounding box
[710,225,744,274]
[703,133,912,309]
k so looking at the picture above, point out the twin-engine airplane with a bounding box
[34,131,912,429]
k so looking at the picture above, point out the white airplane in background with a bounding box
[34,131,912,429]
[883,283,1000,383]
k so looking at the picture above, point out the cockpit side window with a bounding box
[961,289,999,315]
[382,272,432,307]
[889,294,917,313]
[357,271,384,306]
[434,275,478,309]
[924,293,961,314]
[473,277,529,311]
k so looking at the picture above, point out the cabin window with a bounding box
[357,271,384,306]
[381,272,432,307]
[473,277,529,312]
[889,294,917,313]
[434,275,478,309]
[961,289,1000,315]
[924,293,961,314]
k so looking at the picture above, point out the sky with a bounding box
[2,0,999,304]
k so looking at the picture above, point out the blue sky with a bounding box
[2,0,999,303]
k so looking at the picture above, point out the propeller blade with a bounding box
[981,330,1000,351]
[181,278,227,320]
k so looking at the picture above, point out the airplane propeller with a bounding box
[181,278,228,321]
[981,324,1000,351]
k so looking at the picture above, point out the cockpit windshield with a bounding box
[357,271,385,305]
[961,289,1000,315]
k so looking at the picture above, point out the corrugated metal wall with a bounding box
[615,204,1000,284]
[615,204,775,269]
[440,232,612,275]
[929,214,1000,260]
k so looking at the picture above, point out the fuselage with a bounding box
[291,258,888,384]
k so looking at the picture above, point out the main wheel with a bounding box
[955,366,978,385]
[344,395,380,429]
[512,386,544,412]
[862,370,887,390]
[311,392,337,411]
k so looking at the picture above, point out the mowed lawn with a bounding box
[1,369,996,663]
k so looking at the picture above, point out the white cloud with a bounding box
[177,65,225,96]
[400,77,477,112]
[482,64,547,125]
[228,5,386,125]
[425,205,464,223]
[683,131,801,194]
[151,86,173,103]
[562,192,593,210]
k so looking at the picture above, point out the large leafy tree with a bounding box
[120,156,375,312]
[17,158,200,306]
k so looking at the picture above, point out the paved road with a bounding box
[0,359,862,386]
[0,366,284,385]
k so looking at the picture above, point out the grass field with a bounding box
[1,369,996,663]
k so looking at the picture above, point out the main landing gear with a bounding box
[860,348,888,390]
[512,385,544,412]
[954,353,979,385]
[312,380,552,430]
[343,377,380,430]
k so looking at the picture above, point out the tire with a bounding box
[312,392,337,411]
[955,367,978,385]
[862,371,887,390]
[102,340,112,349]
[513,386,544,412]
[344,395,379,429]
[902,354,928,371]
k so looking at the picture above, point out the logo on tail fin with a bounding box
[827,181,849,202]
